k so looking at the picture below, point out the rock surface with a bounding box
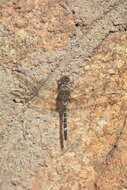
[0,0,127,190]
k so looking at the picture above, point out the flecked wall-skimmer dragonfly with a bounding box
[12,60,127,149]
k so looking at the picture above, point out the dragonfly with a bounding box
[56,75,71,147]
[11,68,127,149]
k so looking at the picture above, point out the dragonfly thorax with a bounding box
[59,89,70,105]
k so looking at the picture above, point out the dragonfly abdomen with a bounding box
[63,105,67,140]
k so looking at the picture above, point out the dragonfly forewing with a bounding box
[28,87,112,114]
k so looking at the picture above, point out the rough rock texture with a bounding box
[0,0,127,190]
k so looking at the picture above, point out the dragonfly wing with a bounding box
[11,71,57,113]
[70,67,127,112]
[28,85,57,113]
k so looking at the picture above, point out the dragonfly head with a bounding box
[58,75,70,87]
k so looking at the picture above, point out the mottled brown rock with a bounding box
[0,1,127,190]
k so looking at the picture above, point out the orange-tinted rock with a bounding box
[0,0,74,67]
